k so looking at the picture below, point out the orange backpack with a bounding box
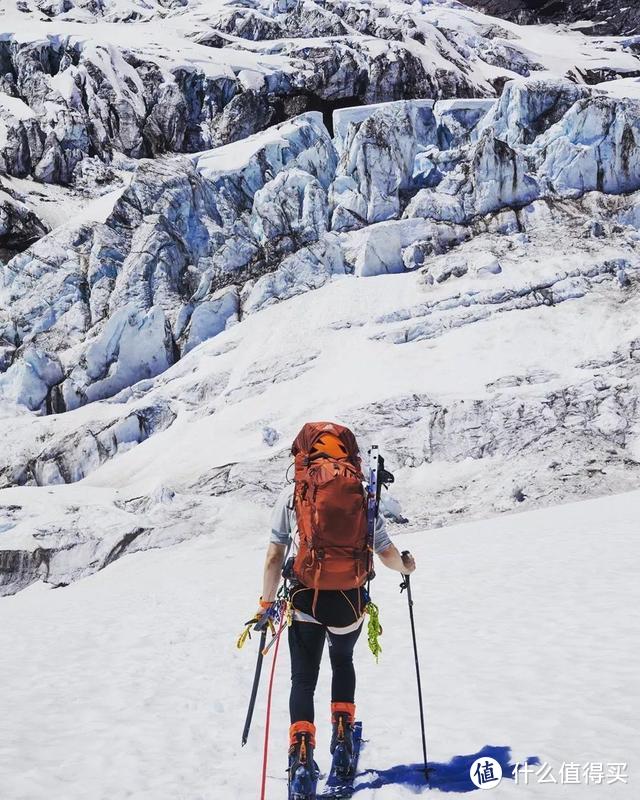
[291,421,371,591]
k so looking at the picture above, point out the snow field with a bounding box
[1,489,639,798]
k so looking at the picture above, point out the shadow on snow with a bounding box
[352,744,541,794]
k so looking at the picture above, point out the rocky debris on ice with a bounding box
[244,233,346,313]
[0,189,49,251]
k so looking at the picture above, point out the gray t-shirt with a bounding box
[269,483,393,554]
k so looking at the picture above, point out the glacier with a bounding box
[2,2,640,798]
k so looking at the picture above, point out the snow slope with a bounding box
[1,488,638,799]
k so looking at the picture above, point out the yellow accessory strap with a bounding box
[237,616,260,649]
[365,601,383,663]
[236,612,278,650]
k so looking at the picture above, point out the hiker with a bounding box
[255,422,416,799]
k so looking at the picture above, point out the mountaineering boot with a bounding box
[288,721,319,800]
[329,702,356,778]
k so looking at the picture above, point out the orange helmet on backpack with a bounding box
[310,433,349,460]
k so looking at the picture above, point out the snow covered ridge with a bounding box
[462,0,640,37]
[0,0,638,192]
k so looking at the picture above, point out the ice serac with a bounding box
[343,218,470,277]
[485,77,592,147]
[406,79,640,224]
[0,347,63,414]
[0,113,336,410]
[435,99,495,149]
[531,95,640,196]
[195,112,336,197]
[458,129,540,217]
[57,305,176,412]
[0,93,46,180]
[181,286,240,354]
[250,169,329,260]
[330,100,438,230]
[0,32,273,182]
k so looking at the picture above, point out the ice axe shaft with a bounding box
[241,628,267,746]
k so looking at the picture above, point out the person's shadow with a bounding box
[352,745,541,793]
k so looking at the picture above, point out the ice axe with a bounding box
[240,612,271,746]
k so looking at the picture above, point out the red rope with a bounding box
[260,605,286,800]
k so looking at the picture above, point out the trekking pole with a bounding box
[241,626,268,746]
[400,550,431,783]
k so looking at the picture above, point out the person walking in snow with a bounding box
[255,421,415,799]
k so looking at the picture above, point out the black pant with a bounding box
[288,587,364,724]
